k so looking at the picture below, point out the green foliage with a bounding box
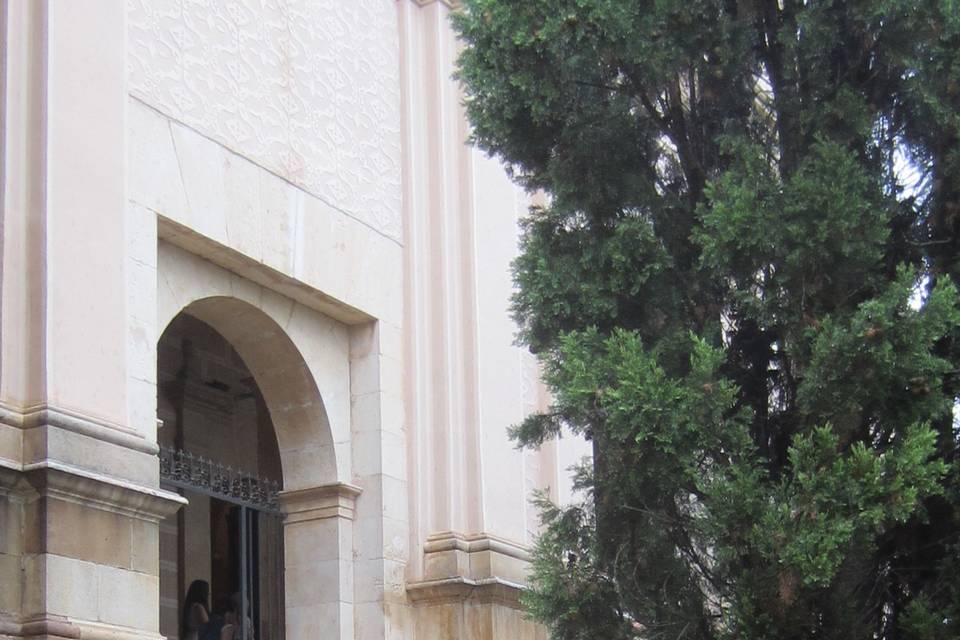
[697,137,891,323]
[765,424,944,587]
[454,0,960,638]
[798,271,960,437]
[512,210,679,354]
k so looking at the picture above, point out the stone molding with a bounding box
[406,576,526,608]
[18,460,185,522]
[0,402,158,456]
[0,615,81,640]
[279,482,362,523]
[414,531,532,608]
[411,0,461,8]
[423,531,531,561]
[0,614,168,640]
[157,217,373,326]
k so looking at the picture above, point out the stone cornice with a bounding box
[406,576,526,608]
[279,482,362,522]
[0,402,158,455]
[21,460,186,522]
[423,531,531,562]
[157,217,375,326]
[417,531,533,602]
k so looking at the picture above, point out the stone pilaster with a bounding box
[280,483,361,640]
[0,462,183,639]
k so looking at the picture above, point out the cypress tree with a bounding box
[453,2,960,638]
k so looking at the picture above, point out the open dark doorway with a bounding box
[157,313,285,640]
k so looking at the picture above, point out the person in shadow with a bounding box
[204,594,239,640]
[181,580,210,640]
[230,592,254,640]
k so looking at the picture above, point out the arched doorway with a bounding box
[155,251,363,640]
[157,312,285,639]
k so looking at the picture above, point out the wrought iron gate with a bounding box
[160,446,285,640]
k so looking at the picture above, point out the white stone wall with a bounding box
[128,0,403,241]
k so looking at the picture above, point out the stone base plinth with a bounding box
[403,532,546,639]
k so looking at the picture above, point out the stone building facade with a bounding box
[0,1,589,639]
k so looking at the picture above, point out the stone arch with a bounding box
[158,244,361,639]
[160,295,338,490]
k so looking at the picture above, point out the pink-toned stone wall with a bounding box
[127,0,403,241]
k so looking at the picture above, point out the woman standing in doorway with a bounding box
[181,580,210,640]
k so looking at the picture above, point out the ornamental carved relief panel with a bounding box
[128,0,402,241]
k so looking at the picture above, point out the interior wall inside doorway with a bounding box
[157,314,281,479]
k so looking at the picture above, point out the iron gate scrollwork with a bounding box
[160,446,281,512]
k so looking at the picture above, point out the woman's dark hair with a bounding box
[182,579,210,637]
